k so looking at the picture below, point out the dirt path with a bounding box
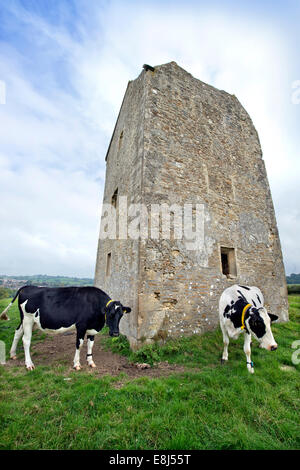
[6,330,188,380]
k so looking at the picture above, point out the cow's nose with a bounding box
[270,345,277,351]
[113,332,119,337]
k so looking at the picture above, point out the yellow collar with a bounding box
[241,304,251,330]
[106,299,114,308]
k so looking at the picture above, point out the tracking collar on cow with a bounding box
[241,303,251,331]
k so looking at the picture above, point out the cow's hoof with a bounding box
[88,362,96,368]
[74,365,81,371]
[26,365,35,371]
[220,358,227,365]
[11,355,17,360]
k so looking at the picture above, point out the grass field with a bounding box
[0,295,299,450]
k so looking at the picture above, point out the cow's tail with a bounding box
[0,286,25,321]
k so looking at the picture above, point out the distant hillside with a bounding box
[0,274,94,289]
[286,273,300,285]
[1,273,299,291]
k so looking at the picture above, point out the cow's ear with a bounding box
[268,313,278,323]
[123,306,131,314]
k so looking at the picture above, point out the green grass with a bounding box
[287,284,300,294]
[0,296,299,450]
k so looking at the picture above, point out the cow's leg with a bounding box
[73,329,85,370]
[220,323,229,363]
[10,322,24,360]
[22,315,35,370]
[86,335,96,368]
[244,333,254,374]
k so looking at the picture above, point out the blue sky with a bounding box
[0,0,299,277]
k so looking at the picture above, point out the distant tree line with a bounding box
[20,275,94,287]
[0,275,94,292]
[0,273,299,300]
[287,285,300,294]
[286,273,300,285]
[0,287,15,299]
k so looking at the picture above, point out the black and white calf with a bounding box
[219,285,278,374]
[0,285,131,371]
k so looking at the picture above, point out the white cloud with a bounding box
[0,158,101,276]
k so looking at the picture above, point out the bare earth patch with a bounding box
[6,330,188,379]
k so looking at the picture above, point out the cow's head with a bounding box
[247,307,278,351]
[105,301,131,337]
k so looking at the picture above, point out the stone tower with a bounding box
[94,61,288,349]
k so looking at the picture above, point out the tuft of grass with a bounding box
[100,324,224,368]
[0,295,299,450]
[287,284,300,295]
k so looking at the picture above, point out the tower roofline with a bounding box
[104,61,255,162]
[105,80,132,162]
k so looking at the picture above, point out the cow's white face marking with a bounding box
[247,307,277,350]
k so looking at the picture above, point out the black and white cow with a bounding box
[219,284,278,374]
[0,285,131,371]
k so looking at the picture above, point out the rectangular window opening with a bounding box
[106,252,112,277]
[220,247,237,278]
[111,188,118,209]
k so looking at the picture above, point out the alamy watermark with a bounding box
[291,340,300,365]
[0,340,5,365]
[0,80,6,105]
[100,197,205,251]
[291,80,300,104]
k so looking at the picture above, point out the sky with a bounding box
[0,0,299,278]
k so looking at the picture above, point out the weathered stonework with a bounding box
[94,62,288,349]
